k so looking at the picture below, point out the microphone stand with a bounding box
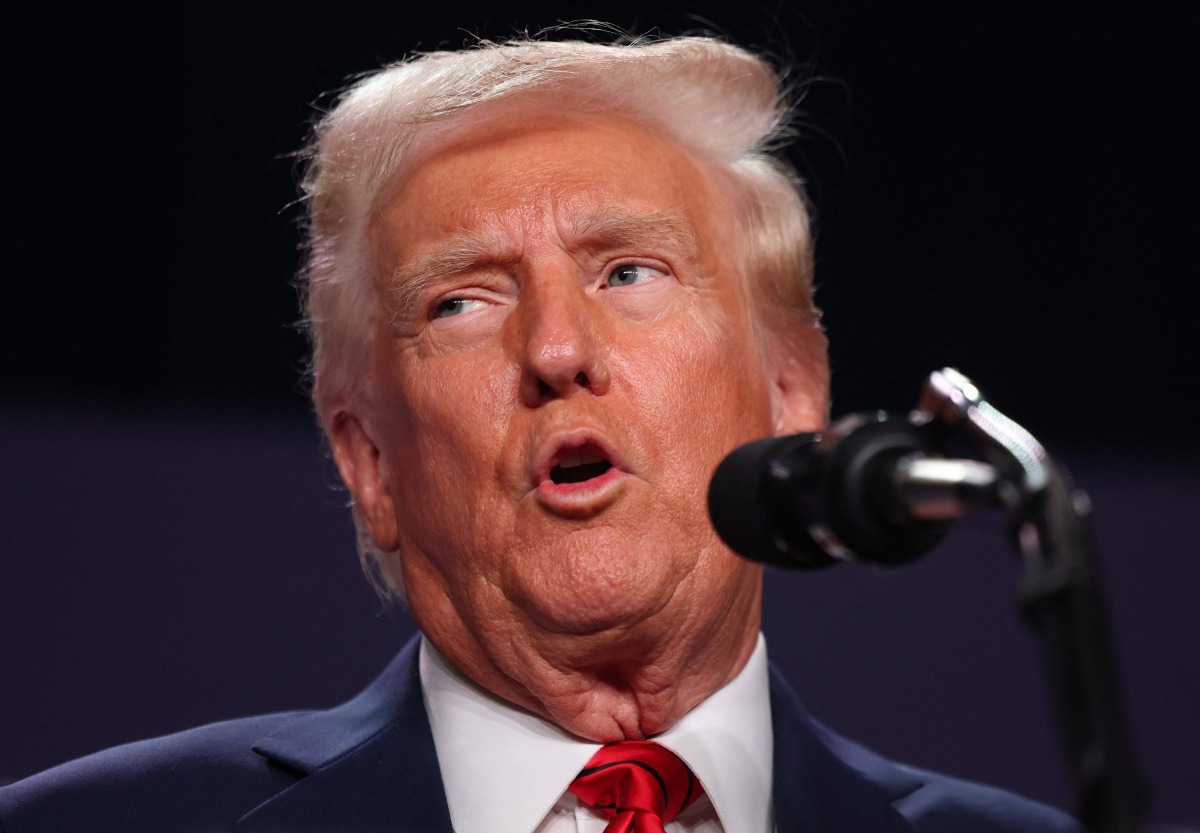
[1015,457,1150,832]
[918,369,1150,833]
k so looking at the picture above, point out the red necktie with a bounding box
[569,740,705,832]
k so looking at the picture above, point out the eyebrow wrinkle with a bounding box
[384,208,699,329]
[385,230,517,325]
[568,207,698,259]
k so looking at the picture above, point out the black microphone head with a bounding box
[707,434,838,569]
[816,413,952,565]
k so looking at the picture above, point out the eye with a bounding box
[605,263,666,288]
[433,297,486,319]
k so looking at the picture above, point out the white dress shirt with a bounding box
[419,634,774,833]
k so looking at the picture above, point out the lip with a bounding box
[530,429,631,517]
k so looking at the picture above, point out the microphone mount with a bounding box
[711,367,1151,832]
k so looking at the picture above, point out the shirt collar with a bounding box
[419,634,773,833]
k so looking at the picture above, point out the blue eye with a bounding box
[435,299,468,318]
[435,298,486,318]
[606,264,661,287]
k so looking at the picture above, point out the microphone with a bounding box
[707,411,1008,569]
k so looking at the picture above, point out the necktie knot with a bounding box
[569,740,704,833]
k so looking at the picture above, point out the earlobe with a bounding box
[328,410,400,552]
[769,343,830,436]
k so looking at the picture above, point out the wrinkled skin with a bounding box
[329,113,827,741]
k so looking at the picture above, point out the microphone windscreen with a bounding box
[707,434,837,569]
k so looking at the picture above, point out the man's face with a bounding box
[341,111,822,683]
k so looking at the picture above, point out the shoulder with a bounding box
[894,768,1083,832]
[0,711,308,833]
[767,663,1082,833]
[815,720,1084,833]
[0,640,429,833]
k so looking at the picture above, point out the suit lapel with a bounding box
[234,637,929,832]
[236,636,453,833]
[769,664,921,832]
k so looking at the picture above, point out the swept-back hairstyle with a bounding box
[298,33,826,599]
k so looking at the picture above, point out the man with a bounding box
[0,34,1082,832]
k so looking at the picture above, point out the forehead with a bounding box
[374,111,727,253]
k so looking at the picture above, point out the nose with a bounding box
[515,267,612,407]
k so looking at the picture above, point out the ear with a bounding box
[328,409,400,552]
[767,335,830,436]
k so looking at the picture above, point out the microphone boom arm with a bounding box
[708,367,1151,831]
[898,368,1149,831]
[917,368,1148,831]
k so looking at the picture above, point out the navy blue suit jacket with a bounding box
[0,637,1082,832]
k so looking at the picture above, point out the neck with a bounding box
[410,570,763,741]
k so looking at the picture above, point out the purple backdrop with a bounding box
[1,406,1195,824]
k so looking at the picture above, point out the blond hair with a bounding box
[298,34,825,599]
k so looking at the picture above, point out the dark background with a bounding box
[3,0,1197,826]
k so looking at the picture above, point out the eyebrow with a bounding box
[385,228,517,324]
[384,207,699,324]
[568,207,699,259]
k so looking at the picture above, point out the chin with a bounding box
[521,585,667,637]
[511,546,684,637]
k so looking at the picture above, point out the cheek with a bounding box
[396,352,515,447]
[683,307,773,424]
[616,311,774,466]
[380,354,519,532]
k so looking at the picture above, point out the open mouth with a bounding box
[549,443,614,485]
